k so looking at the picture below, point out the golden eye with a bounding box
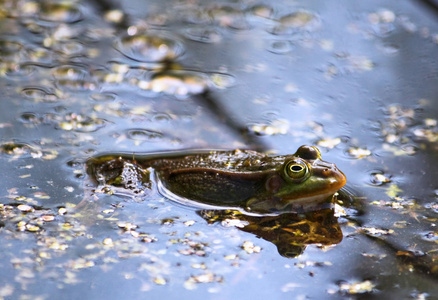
[284,159,309,182]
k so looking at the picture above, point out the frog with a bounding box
[86,145,346,215]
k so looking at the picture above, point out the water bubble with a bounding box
[140,70,209,96]
[247,119,290,136]
[55,113,107,132]
[21,87,59,103]
[115,33,184,62]
[55,41,85,56]
[52,65,87,80]
[2,62,35,78]
[151,113,172,122]
[345,147,372,159]
[248,5,275,19]
[425,202,438,214]
[273,10,320,34]
[38,2,83,23]
[267,40,294,54]
[209,72,235,89]
[126,129,164,142]
[183,27,222,43]
[90,93,116,102]
[52,65,95,91]
[0,142,42,159]
[400,144,417,156]
[423,231,438,242]
[18,112,41,125]
[0,39,23,56]
[208,6,250,30]
[378,43,400,55]
[178,6,210,24]
[368,170,392,186]
[27,47,54,64]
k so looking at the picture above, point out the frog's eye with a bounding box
[295,145,321,160]
[284,159,309,182]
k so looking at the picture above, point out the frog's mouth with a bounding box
[245,191,338,215]
[280,191,338,206]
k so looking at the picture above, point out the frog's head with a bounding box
[247,145,346,213]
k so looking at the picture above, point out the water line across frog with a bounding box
[86,145,346,215]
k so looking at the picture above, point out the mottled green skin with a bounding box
[87,146,346,214]
[148,146,346,213]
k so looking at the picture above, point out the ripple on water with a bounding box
[90,93,116,102]
[248,5,275,19]
[18,112,41,125]
[368,170,392,186]
[272,10,321,34]
[21,87,60,103]
[38,2,83,23]
[114,33,185,62]
[2,63,35,78]
[126,129,165,143]
[54,113,107,132]
[183,27,222,44]
[267,40,294,54]
[140,70,210,96]
[52,65,96,91]
[0,39,24,57]
[208,6,251,30]
[0,142,42,159]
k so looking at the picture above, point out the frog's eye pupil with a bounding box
[290,165,303,172]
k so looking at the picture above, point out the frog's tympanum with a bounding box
[86,145,346,215]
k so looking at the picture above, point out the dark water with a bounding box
[0,0,437,299]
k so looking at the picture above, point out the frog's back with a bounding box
[152,150,285,206]
[150,149,285,174]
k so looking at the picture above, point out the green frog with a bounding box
[86,145,346,214]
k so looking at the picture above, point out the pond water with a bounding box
[0,0,438,299]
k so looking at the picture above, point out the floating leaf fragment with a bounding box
[339,280,376,294]
[386,184,403,198]
[347,147,371,159]
[361,227,394,236]
[153,277,167,285]
[241,241,261,254]
[317,137,341,149]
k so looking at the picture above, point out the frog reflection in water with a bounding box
[87,145,346,215]
[199,208,343,258]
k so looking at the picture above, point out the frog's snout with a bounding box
[330,165,347,190]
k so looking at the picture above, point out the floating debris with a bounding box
[267,40,294,54]
[115,33,184,62]
[153,276,167,285]
[361,227,394,237]
[248,119,290,136]
[0,142,43,159]
[21,87,60,103]
[38,2,83,23]
[139,70,209,96]
[273,10,321,34]
[241,241,261,254]
[317,137,341,149]
[183,27,222,44]
[346,147,372,159]
[369,171,392,186]
[248,4,275,19]
[126,129,165,143]
[184,272,223,290]
[55,113,107,132]
[208,6,249,29]
[338,280,376,294]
